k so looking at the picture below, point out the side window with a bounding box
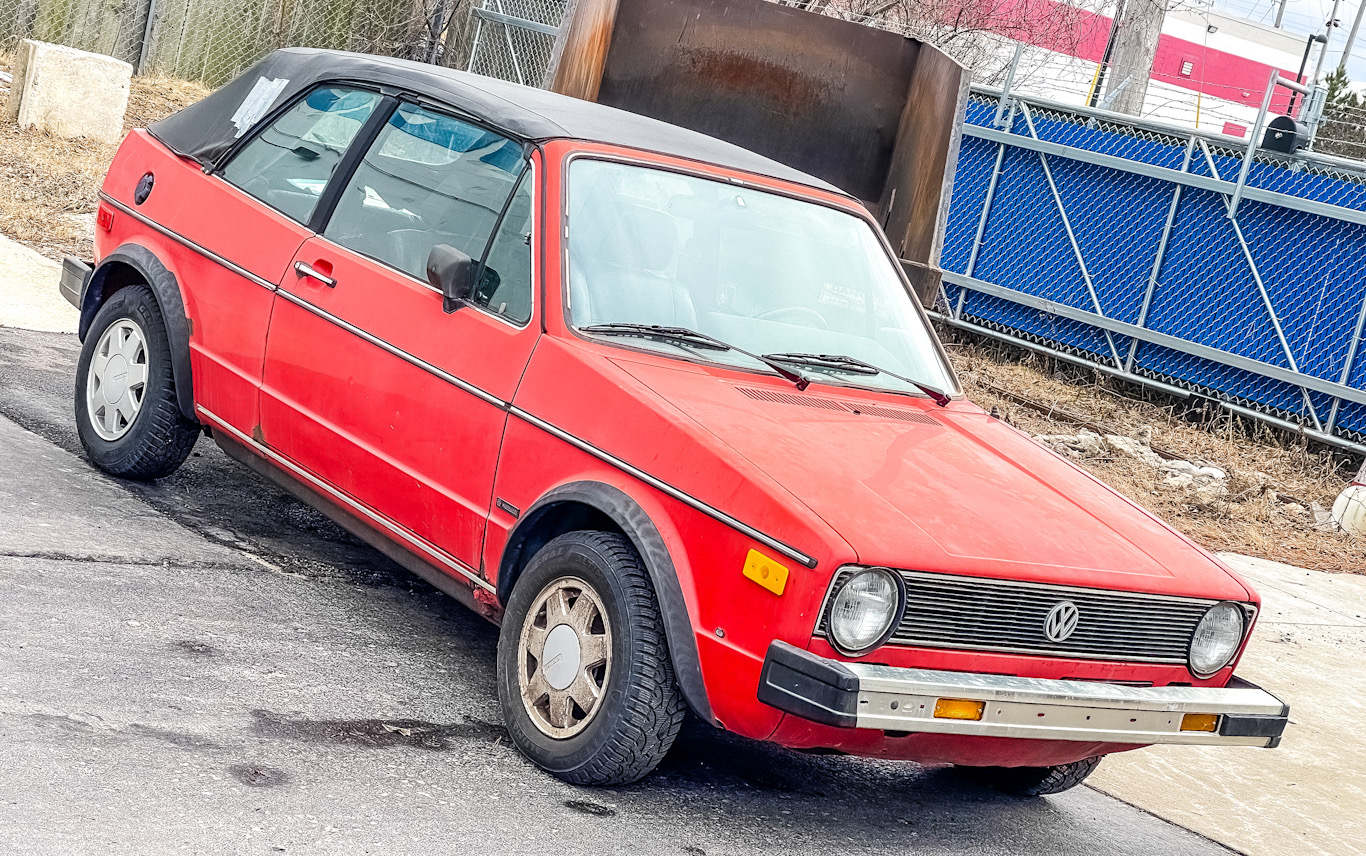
[322,103,527,283]
[221,86,383,224]
[473,174,533,324]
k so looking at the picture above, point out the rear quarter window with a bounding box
[220,86,383,224]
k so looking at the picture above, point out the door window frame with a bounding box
[211,83,397,228]
[307,97,539,331]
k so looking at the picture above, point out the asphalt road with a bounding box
[0,326,1238,856]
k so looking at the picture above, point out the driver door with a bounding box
[260,103,539,572]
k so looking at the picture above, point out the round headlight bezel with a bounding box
[824,567,907,657]
[1188,601,1247,678]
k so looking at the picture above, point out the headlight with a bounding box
[826,568,906,656]
[1188,602,1246,676]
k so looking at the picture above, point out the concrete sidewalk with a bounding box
[1091,554,1366,856]
[0,233,78,333]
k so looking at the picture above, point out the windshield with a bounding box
[565,158,955,396]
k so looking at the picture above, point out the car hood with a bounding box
[613,357,1250,601]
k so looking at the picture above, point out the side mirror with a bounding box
[427,244,474,313]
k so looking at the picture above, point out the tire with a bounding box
[75,284,198,480]
[959,755,1103,796]
[497,530,686,786]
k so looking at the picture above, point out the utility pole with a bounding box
[1102,0,1167,115]
[1314,0,1344,84]
[1275,0,1287,28]
[1340,0,1365,72]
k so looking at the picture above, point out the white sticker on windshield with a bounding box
[231,77,290,138]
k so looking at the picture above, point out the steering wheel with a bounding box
[756,306,829,329]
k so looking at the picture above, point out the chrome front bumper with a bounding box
[758,641,1287,748]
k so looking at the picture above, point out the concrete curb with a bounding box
[0,232,78,334]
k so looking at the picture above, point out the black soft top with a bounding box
[148,47,841,194]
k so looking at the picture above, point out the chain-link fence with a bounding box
[940,86,1366,451]
[1,0,490,85]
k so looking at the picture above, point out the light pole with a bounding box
[1292,31,1330,113]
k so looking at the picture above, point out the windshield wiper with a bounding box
[580,323,811,390]
[764,352,952,406]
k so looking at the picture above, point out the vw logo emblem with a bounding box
[1044,601,1080,642]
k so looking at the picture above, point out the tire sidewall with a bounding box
[496,534,648,776]
[75,285,176,471]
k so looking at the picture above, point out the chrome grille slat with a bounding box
[817,568,1249,665]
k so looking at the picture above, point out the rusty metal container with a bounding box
[541,0,969,306]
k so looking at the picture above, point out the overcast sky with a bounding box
[1212,0,1366,81]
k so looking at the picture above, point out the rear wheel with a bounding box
[958,755,1103,796]
[75,284,198,480]
[497,530,685,786]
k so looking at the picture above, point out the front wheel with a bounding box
[958,755,1104,796]
[496,530,685,786]
[75,284,198,480]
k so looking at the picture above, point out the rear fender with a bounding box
[81,244,197,423]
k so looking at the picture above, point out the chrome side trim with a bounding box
[98,193,279,292]
[198,407,496,593]
[510,406,819,569]
[272,289,508,410]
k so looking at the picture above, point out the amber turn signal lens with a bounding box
[1180,713,1219,732]
[933,698,985,721]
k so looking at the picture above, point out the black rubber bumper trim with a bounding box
[757,640,859,728]
[1221,675,1289,743]
[60,256,93,309]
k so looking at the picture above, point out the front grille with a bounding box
[817,569,1254,665]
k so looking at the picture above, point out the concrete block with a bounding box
[2,40,131,143]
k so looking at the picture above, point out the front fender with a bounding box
[82,244,197,423]
[501,480,715,726]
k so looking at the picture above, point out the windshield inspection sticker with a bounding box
[231,77,290,137]
[818,283,866,312]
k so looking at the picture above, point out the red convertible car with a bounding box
[63,48,1287,792]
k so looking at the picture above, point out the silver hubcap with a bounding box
[86,319,149,441]
[517,576,611,739]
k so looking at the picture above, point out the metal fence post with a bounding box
[1126,135,1196,372]
[1228,70,1279,220]
[1328,290,1366,434]
[135,0,158,74]
[958,100,1014,320]
[1018,101,1126,370]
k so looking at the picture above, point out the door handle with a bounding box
[294,260,337,288]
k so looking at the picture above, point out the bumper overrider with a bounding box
[758,641,1288,748]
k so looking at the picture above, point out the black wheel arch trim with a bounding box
[82,244,197,423]
[499,480,716,726]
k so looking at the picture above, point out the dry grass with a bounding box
[0,57,208,261]
[944,331,1366,574]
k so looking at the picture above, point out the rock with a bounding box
[1332,483,1366,538]
[1035,429,1107,459]
[1310,501,1340,533]
[1161,472,1195,491]
[2,40,131,143]
[1104,434,1164,467]
[1192,478,1229,507]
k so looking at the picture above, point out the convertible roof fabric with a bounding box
[148,48,841,194]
